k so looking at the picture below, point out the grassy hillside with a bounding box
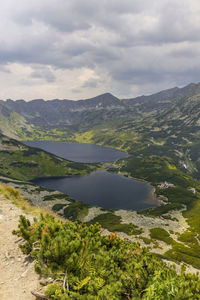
[0,134,96,181]
[119,155,199,215]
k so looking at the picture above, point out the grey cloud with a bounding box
[82,79,98,89]
[14,1,92,32]
[140,2,200,44]
[31,66,56,83]
[169,68,200,87]
[0,64,11,73]
[71,88,82,94]
[111,67,165,85]
[0,0,200,99]
[169,46,200,58]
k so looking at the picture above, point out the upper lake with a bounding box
[23,141,129,163]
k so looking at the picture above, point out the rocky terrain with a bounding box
[0,194,40,300]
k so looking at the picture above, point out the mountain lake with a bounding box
[23,140,129,163]
[24,141,157,210]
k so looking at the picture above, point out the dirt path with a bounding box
[0,195,40,300]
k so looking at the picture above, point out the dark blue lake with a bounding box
[23,141,129,163]
[33,170,157,211]
[25,141,157,210]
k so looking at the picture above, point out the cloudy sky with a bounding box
[0,0,200,100]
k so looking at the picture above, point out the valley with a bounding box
[1,0,200,297]
[1,82,200,273]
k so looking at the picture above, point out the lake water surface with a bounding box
[23,141,129,163]
[25,141,157,210]
[33,170,156,211]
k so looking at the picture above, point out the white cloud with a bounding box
[0,0,200,100]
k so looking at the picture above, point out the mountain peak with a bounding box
[77,92,121,106]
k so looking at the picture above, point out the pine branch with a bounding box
[31,290,48,299]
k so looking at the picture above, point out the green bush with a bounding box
[178,231,198,245]
[13,214,200,299]
[52,203,66,212]
[64,201,89,221]
[88,213,143,235]
[150,228,174,245]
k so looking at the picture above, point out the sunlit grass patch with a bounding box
[166,163,177,170]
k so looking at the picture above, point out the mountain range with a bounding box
[0,82,199,131]
[1,82,200,272]
[0,82,200,179]
[0,82,199,128]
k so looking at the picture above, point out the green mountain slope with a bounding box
[0,133,95,181]
[2,83,200,272]
[0,101,34,139]
[1,82,200,178]
[1,82,200,179]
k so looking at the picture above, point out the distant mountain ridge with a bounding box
[2,93,125,128]
[1,82,200,133]
[1,82,200,162]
